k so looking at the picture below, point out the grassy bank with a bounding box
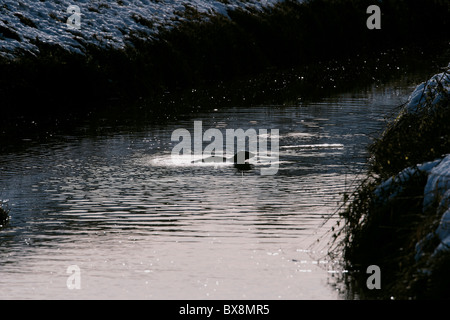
[336,66,450,299]
[1,0,449,123]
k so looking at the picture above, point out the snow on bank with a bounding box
[410,66,450,259]
[0,0,281,59]
[415,155,450,259]
[374,153,450,261]
[424,159,450,255]
[406,63,450,113]
[374,66,450,260]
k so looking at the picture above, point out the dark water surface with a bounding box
[0,67,438,299]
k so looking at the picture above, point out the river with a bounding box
[0,63,441,299]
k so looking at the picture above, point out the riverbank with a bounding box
[1,1,449,129]
[337,64,450,299]
[0,203,9,228]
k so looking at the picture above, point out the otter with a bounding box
[192,151,255,170]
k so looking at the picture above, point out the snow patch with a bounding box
[371,67,450,261]
[0,0,281,58]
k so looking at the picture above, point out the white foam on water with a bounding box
[280,144,344,150]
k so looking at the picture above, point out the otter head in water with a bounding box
[232,151,254,170]
[232,151,254,163]
[233,151,255,170]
